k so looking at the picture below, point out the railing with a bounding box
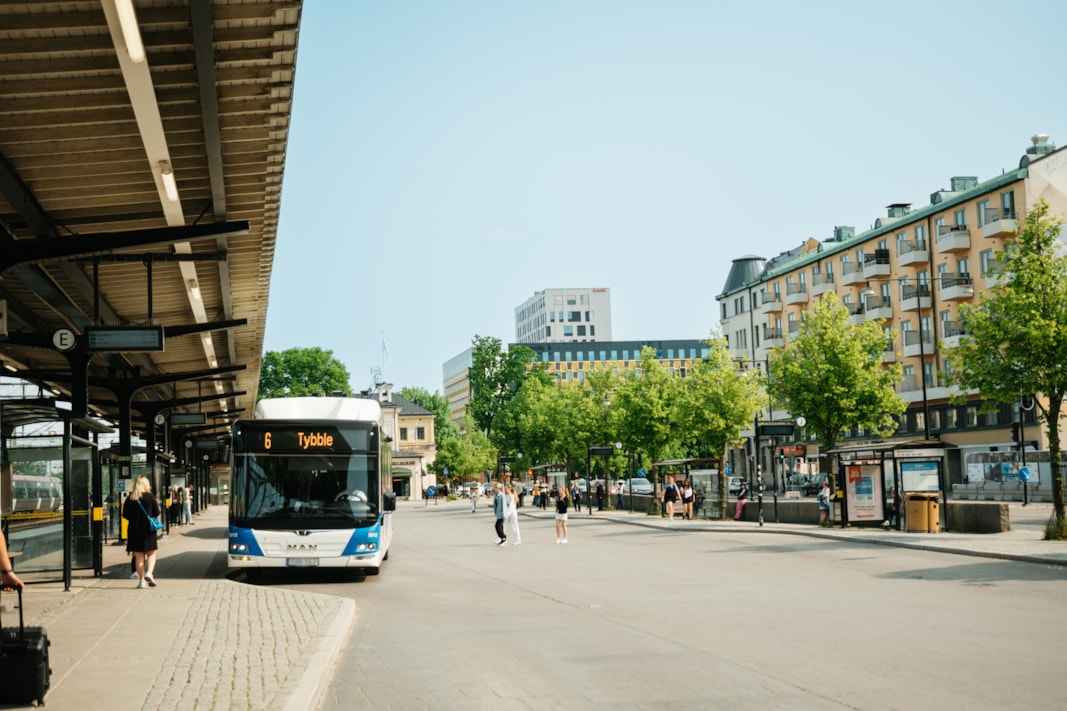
[896,239,927,256]
[937,224,969,237]
[901,283,931,300]
[863,249,890,265]
[940,273,972,289]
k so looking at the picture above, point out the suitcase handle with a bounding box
[0,585,25,640]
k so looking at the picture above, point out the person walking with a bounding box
[734,480,749,521]
[122,475,161,588]
[539,482,548,510]
[615,480,624,510]
[682,478,695,520]
[572,480,582,513]
[555,485,570,544]
[663,475,679,519]
[506,484,522,545]
[470,484,479,513]
[492,483,507,545]
[182,485,194,525]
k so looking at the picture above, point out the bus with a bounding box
[227,395,396,574]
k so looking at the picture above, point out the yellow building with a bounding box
[717,134,1067,498]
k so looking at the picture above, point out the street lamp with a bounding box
[863,278,932,440]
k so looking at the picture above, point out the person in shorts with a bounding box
[555,486,570,544]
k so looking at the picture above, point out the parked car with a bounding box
[803,474,828,497]
[619,477,654,495]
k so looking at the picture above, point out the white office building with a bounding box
[514,288,612,344]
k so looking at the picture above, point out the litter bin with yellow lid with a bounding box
[905,492,939,533]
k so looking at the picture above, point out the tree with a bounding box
[677,334,764,459]
[430,414,495,485]
[767,293,906,471]
[613,347,681,497]
[257,347,350,400]
[467,335,542,437]
[944,200,1067,534]
[399,386,460,444]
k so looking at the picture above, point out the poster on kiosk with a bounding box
[845,464,884,523]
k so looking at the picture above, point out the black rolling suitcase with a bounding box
[0,586,51,705]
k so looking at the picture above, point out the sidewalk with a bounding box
[518,499,1067,567]
[7,505,354,711]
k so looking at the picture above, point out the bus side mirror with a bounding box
[383,490,397,512]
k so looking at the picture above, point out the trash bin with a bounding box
[924,493,940,533]
[905,493,928,532]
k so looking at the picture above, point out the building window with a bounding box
[577,325,586,336]
[416,426,426,440]
[563,325,573,336]
[590,325,595,336]
[400,428,408,441]
[977,199,990,227]
[980,249,995,276]
[954,208,966,227]
[915,224,926,246]
[1001,190,1015,217]
[568,311,581,322]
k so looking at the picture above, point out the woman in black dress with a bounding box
[122,475,161,589]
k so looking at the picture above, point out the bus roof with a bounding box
[253,396,382,422]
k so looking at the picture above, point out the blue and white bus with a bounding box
[228,396,395,574]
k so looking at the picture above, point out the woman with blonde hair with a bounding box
[555,486,570,544]
[506,484,522,545]
[122,475,161,588]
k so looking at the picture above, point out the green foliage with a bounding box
[467,335,540,437]
[767,293,905,462]
[613,347,680,473]
[431,414,495,482]
[946,201,1067,519]
[257,347,351,400]
[677,334,764,457]
[399,386,460,444]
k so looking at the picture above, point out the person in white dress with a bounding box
[505,484,522,545]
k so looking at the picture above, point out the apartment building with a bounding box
[442,347,473,425]
[717,134,1067,492]
[514,288,613,344]
[524,339,709,383]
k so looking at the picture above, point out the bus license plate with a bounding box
[286,558,319,568]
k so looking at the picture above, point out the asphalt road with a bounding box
[262,500,1067,710]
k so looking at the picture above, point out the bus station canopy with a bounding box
[0,1,302,441]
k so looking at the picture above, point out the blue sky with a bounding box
[264,0,1067,394]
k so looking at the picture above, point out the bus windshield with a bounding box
[230,451,380,529]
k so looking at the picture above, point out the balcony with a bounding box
[864,294,893,321]
[900,283,932,313]
[811,273,835,297]
[940,320,969,350]
[787,320,801,336]
[862,249,891,278]
[939,273,975,301]
[882,341,897,363]
[785,282,809,305]
[897,240,929,267]
[902,329,933,359]
[841,261,865,286]
[982,208,1018,239]
[936,224,971,253]
[846,302,865,325]
[759,291,782,315]
[763,326,783,348]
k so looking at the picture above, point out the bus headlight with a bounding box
[230,543,250,552]
[356,542,377,552]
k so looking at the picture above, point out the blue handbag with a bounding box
[136,499,164,531]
